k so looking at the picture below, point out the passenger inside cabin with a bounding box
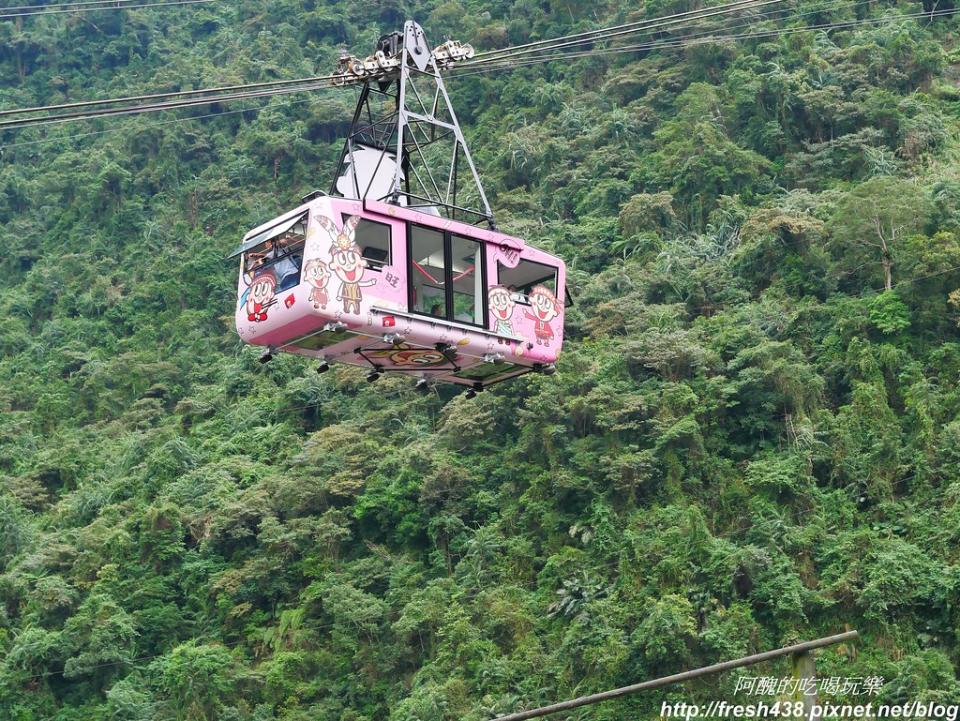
[248,235,302,292]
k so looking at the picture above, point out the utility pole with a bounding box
[493,631,859,721]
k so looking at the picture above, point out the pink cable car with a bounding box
[232,196,565,391]
[230,23,567,393]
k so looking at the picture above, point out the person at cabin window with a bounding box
[264,234,302,292]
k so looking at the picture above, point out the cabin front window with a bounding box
[497,257,558,306]
[243,212,307,292]
[408,224,486,328]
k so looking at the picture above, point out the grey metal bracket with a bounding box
[330,21,495,228]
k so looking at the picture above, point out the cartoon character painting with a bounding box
[524,284,562,347]
[488,285,517,341]
[318,215,376,314]
[303,258,331,310]
[241,270,278,322]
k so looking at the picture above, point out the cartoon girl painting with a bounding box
[524,284,562,347]
[303,258,331,310]
[488,285,517,341]
[318,215,376,314]
[242,270,278,322]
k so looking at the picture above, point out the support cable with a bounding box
[0,0,786,120]
[2,0,202,10]
[1,2,951,129]
[463,0,789,66]
[0,74,341,117]
[455,0,874,73]
[0,0,216,19]
[452,7,960,79]
[0,81,338,129]
[472,0,774,60]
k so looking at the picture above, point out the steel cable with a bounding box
[2,2,952,129]
[0,0,216,19]
[472,0,777,60]
[0,0,790,122]
[462,0,790,66]
[454,0,875,73]
[451,6,960,79]
[0,81,340,129]
[0,74,342,117]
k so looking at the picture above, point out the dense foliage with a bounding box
[2,1,960,719]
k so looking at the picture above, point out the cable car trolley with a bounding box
[230,21,566,394]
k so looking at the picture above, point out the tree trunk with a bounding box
[882,256,893,291]
[16,18,25,82]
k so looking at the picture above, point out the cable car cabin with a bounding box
[232,196,566,390]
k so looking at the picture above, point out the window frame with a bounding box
[496,257,559,307]
[407,222,488,330]
[242,211,308,288]
[236,210,307,260]
[340,213,392,273]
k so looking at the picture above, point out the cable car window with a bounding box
[342,214,391,271]
[497,258,557,306]
[243,212,307,292]
[410,225,446,319]
[450,234,483,325]
[408,225,486,328]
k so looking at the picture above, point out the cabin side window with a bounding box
[243,212,307,292]
[408,224,486,328]
[450,234,483,325]
[497,257,558,306]
[342,214,392,271]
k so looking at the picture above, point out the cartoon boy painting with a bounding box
[524,284,562,347]
[488,285,517,340]
[318,215,376,315]
[303,258,331,310]
[243,270,278,322]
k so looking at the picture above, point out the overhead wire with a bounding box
[453,0,890,74]
[1,95,320,149]
[0,0,798,127]
[2,0,198,10]
[2,1,954,130]
[0,0,869,128]
[471,0,779,61]
[0,0,216,12]
[452,0,868,73]
[462,0,791,66]
[4,0,124,9]
[0,80,340,129]
[450,6,960,79]
[0,0,217,20]
[0,74,342,118]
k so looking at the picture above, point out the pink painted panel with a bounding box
[234,197,566,376]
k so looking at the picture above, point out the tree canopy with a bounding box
[1,1,960,720]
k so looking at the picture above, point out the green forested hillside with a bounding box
[2,1,960,719]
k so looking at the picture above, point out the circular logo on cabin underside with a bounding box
[366,345,452,367]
